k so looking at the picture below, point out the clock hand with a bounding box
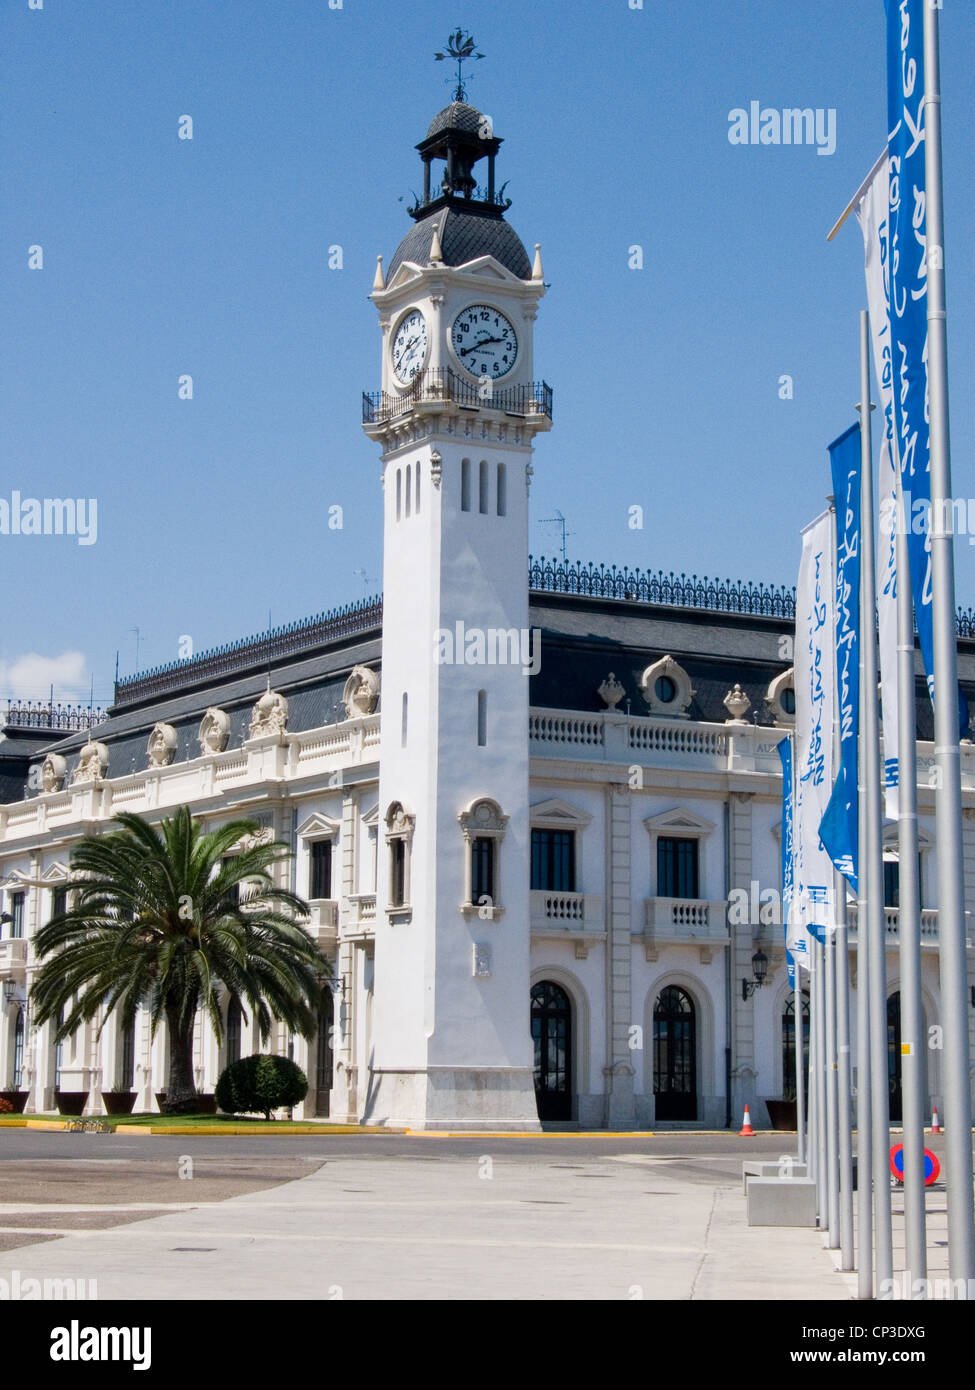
[460,336,505,357]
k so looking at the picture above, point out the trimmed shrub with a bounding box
[215,1053,308,1119]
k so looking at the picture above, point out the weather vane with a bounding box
[434,29,484,102]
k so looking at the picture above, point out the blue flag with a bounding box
[819,424,861,890]
[885,0,968,740]
[779,738,796,990]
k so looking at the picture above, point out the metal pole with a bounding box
[825,914,840,1246]
[808,944,819,1193]
[815,937,829,1226]
[895,468,927,1297]
[860,309,894,1295]
[796,971,807,1167]
[835,870,855,1270]
[856,335,874,1300]
[924,0,975,1292]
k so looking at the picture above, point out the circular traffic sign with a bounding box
[889,1143,941,1186]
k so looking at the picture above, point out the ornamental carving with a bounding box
[147,722,178,767]
[384,801,415,840]
[723,683,751,723]
[72,741,109,785]
[342,666,380,719]
[639,655,694,718]
[249,689,288,739]
[198,708,230,755]
[429,450,443,489]
[598,672,625,709]
[41,753,67,793]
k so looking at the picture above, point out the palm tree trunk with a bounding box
[164,1000,197,1114]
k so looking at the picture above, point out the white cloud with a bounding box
[0,650,88,703]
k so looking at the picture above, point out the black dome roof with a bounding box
[426,102,484,138]
[388,207,531,281]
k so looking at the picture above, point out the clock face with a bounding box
[391,309,428,385]
[451,304,518,380]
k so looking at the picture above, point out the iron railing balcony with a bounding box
[363,368,552,427]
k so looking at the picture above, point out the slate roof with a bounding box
[5,585,975,804]
[388,206,531,281]
[426,102,484,138]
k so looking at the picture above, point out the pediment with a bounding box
[361,803,380,829]
[644,807,716,836]
[530,797,592,829]
[41,862,71,883]
[296,812,340,840]
[0,869,32,888]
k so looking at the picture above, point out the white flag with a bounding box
[791,512,836,961]
[855,155,899,820]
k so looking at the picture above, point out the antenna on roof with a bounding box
[539,509,573,564]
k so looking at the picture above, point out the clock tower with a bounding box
[362,54,551,1129]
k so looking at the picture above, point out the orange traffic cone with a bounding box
[931,1106,942,1134]
[739,1104,755,1137]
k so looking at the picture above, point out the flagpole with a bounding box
[814,937,828,1226]
[824,494,841,1251]
[796,966,807,1167]
[855,325,874,1300]
[834,864,855,1270]
[923,0,975,1290]
[894,468,927,1296]
[859,308,894,1295]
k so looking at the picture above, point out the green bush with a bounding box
[215,1053,308,1119]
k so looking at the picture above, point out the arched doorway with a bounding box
[782,992,810,1102]
[653,986,697,1121]
[12,1008,24,1089]
[531,981,572,1120]
[887,991,902,1123]
[316,989,334,1117]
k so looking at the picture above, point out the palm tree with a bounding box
[30,807,328,1114]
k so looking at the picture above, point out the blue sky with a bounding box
[1,0,973,704]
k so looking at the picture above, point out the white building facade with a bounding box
[1,96,973,1129]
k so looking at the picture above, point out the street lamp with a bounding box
[741,948,769,1001]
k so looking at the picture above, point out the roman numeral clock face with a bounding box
[391,309,428,385]
[451,304,518,380]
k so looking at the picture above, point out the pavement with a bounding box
[0,1130,849,1300]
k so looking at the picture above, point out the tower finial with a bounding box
[429,225,444,264]
[373,254,385,291]
[434,29,484,102]
[531,244,544,281]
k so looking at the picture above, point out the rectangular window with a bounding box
[9,892,25,939]
[51,887,67,920]
[883,856,922,910]
[471,837,495,905]
[309,840,332,900]
[531,829,575,892]
[657,837,699,899]
[461,458,472,512]
[390,839,406,907]
[222,861,240,909]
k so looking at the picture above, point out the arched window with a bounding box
[116,1015,136,1091]
[531,981,572,1121]
[782,991,810,1102]
[414,460,421,515]
[476,689,487,747]
[404,464,412,518]
[401,692,408,748]
[461,458,472,512]
[13,1008,25,1089]
[478,459,489,514]
[496,463,507,516]
[395,468,402,521]
[653,986,697,1120]
[226,997,242,1066]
